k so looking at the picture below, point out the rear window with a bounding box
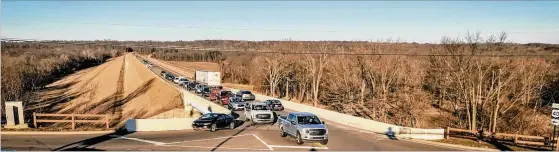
[270,100,281,104]
[242,91,252,94]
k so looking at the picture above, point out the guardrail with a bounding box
[33,112,110,129]
[445,127,555,148]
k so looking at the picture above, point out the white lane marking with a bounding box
[268,145,329,150]
[111,135,166,145]
[165,134,253,145]
[252,134,274,150]
[160,144,271,151]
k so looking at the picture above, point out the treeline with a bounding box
[1,42,123,115]
[146,33,559,136]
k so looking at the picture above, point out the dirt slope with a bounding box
[33,54,183,128]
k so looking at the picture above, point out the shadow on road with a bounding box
[52,128,132,151]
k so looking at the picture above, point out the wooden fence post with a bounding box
[71,114,75,130]
[514,134,518,145]
[33,112,37,128]
[105,114,110,129]
[445,127,450,139]
[555,137,559,151]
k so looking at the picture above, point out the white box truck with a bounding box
[195,70,207,83]
[206,71,221,86]
[195,70,221,86]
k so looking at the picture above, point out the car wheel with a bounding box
[280,127,287,137]
[296,132,304,145]
[210,124,217,132]
[229,122,235,129]
[320,139,328,145]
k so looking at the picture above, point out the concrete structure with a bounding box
[4,101,28,128]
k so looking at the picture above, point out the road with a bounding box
[1,54,463,151]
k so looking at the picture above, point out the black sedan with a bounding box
[192,113,236,132]
[264,99,284,111]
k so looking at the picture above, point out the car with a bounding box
[244,102,275,124]
[187,82,199,91]
[192,113,236,132]
[227,97,245,111]
[235,90,255,101]
[202,86,211,97]
[278,112,328,145]
[195,84,206,94]
[165,73,176,81]
[209,86,224,101]
[160,71,167,77]
[179,81,190,89]
[174,76,188,84]
[217,90,233,105]
[264,99,284,111]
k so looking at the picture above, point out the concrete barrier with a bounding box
[229,88,444,140]
[182,90,230,115]
[125,118,195,132]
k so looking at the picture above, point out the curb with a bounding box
[405,139,500,151]
[1,130,114,135]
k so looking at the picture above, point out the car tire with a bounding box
[280,127,287,137]
[320,139,328,145]
[210,124,217,132]
[296,132,304,145]
[229,122,235,129]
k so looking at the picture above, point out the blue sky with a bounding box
[2,1,558,43]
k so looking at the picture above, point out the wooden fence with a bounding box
[33,112,110,129]
[445,127,556,149]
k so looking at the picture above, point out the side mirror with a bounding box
[322,121,326,124]
[291,121,296,125]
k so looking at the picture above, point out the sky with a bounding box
[1,1,558,43]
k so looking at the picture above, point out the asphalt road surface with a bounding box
[1,55,464,151]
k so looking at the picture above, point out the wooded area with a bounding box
[134,33,559,137]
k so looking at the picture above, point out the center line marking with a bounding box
[252,134,274,150]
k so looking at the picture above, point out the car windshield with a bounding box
[204,88,210,91]
[180,78,187,81]
[221,91,232,96]
[200,113,219,120]
[242,91,252,94]
[297,116,322,124]
[231,98,243,102]
[269,100,281,104]
[252,105,270,110]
